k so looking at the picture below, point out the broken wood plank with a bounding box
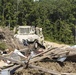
[0,55,26,66]
[61,73,76,75]
[30,55,50,63]
[29,47,66,63]
[32,47,57,58]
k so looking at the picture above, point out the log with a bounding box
[3,47,29,57]
[40,46,66,57]
[29,47,65,63]
[0,55,59,75]
[30,55,50,63]
[29,64,59,75]
[32,47,57,58]
[54,51,69,58]
[61,73,76,75]
[0,55,26,67]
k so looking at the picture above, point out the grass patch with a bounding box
[0,42,7,51]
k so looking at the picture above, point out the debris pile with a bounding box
[0,27,25,51]
[0,27,76,75]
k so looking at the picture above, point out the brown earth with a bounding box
[14,61,76,75]
[14,41,76,75]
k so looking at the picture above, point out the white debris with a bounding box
[57,56,67,62]
[14,49,25,58]
[30,51,36,58]
[71,45,76,48]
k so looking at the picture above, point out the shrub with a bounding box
[0,42,7,50]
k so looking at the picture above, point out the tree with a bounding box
[0,0,76,44]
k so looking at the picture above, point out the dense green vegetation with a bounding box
[0,0,76,44]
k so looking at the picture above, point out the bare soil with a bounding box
[14,61,76,75]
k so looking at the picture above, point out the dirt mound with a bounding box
[14,61,76,75]
[36,61,76,73]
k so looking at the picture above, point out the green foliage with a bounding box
[0,42,7,50]
[0,0,76,44]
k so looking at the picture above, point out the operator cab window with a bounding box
[19,28,30,34]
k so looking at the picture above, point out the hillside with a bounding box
[0,0,76,44]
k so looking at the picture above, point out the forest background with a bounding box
[0,0,76,44]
